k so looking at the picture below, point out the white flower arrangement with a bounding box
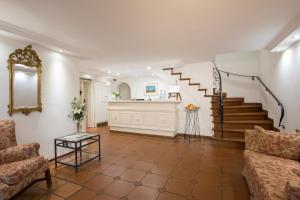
[68,97,86,132]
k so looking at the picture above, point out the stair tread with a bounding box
[171,73,182,75]
[189,83,200,85]
[163,68,173,70]
[180,78,191,80]
[213,120,273,124]
[211,99,243,102]
[198,89,207,91]
[211,104,261,109]
[213,136,245,143]
[224,97,244,100]
[211,97,244,100]
[212,112,267,116]
[208,94,226,97]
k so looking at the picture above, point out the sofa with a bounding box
[0,120,51,200]
[242,126,300,200]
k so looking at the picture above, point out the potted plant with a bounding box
[68,97,86,133]
[112,91,120,100]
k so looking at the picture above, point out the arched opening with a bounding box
[118,82,131,100]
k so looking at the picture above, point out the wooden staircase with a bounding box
[163,67,279,144]
[211,94,278,142]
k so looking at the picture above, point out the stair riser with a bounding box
[212,115,267,121]
[211,96,227,101]
[212,97,244,101]
[214,131,245,139]
[211,101,243,106]
[212,107,261,114]
[214,123,273,129]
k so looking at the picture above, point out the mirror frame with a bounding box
[7,45,42,116]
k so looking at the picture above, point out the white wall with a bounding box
[0,36,80,158]
[215,52,261,103]
[169,62,214,136]
[115,76,169,100]
[259,41,300,132]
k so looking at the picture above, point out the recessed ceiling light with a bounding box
[147,66,151,70]
[107,70,112,74]
[59,49,65,53]
[171,64,174,67]
[116,73,120,76]
[82,74,91,79]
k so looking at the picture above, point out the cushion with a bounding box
[254,126,300,160]
[0,120,17,150]
[244,150,300,200]
[0,156,46,185]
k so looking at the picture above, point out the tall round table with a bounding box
[184,107,201,142]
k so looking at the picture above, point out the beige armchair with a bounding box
[0,120,51,200]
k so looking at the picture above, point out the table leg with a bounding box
[80,141,82,161]
[54,139,57,168]
[98,135,101,160]
[75,142,78,173]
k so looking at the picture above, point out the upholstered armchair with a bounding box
[0,120,51,200]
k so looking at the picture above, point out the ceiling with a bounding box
[0,0,300,75]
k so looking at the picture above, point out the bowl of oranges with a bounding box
[185,104,199,110]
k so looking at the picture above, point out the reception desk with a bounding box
[108,100,181,137]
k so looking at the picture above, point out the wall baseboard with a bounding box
[110,129,213,140]
[97,121,108,127]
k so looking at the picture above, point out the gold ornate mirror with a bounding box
[7,45,42,116]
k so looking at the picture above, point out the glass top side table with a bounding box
[54,133,100,172]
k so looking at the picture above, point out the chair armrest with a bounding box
[0,143,40,164]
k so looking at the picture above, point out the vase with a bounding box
[76,122,81,133]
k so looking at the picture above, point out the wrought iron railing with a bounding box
[212,61,285,132]
[212,62,224,137]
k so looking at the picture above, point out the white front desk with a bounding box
[108,101,181,137]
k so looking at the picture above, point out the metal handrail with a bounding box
[217,69,285,129]
[212,62,224,137]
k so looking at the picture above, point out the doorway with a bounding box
[118,82,131,100]
[80,79,92,131]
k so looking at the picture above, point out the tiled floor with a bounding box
[14,127,250,200]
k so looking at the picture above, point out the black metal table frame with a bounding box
[184,108,201,142]
[54,134,100,172]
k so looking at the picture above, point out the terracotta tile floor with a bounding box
[14,126,250,200]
